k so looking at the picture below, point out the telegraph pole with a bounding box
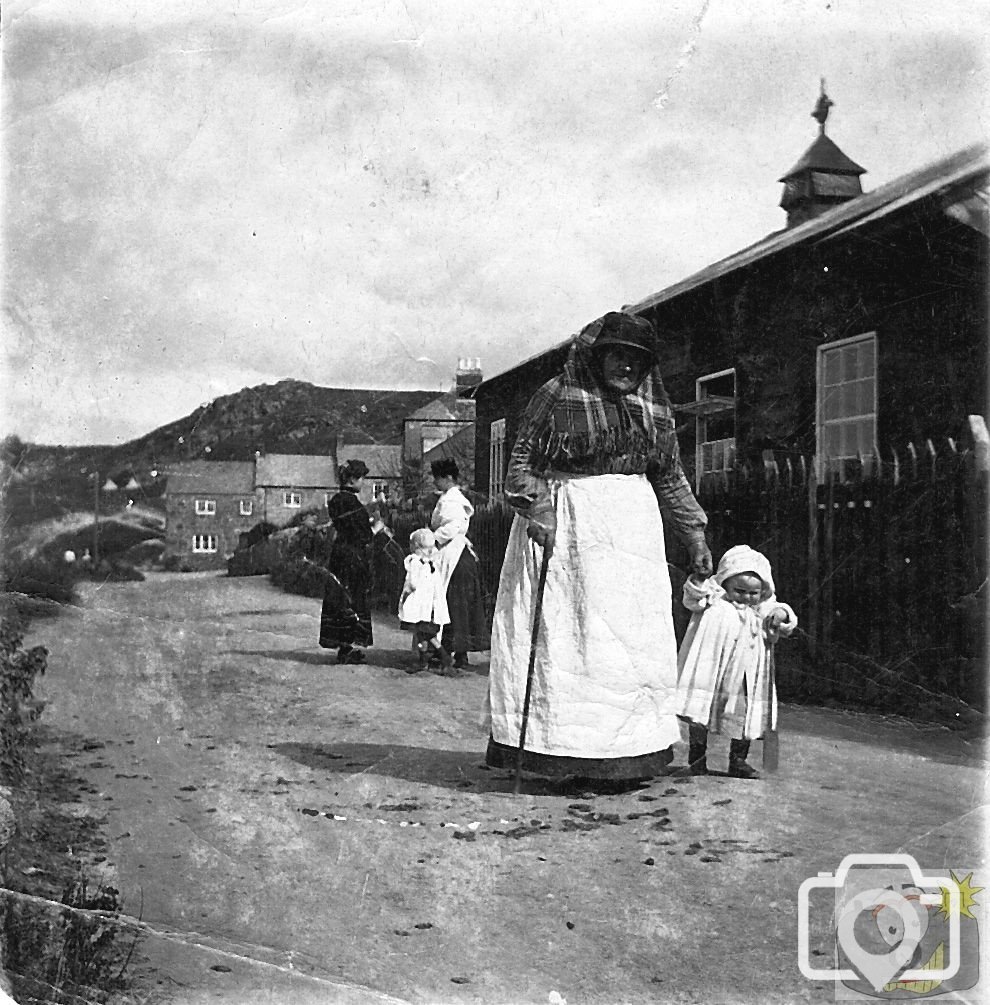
[93,470,100,565]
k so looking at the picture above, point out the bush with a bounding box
[286,507,325,529]
[1,555,77,605]
[121,538,165,567]
[89,560,144,583]
[0,613,47,783]
[238,521,279,550]
[5,873,134,1004]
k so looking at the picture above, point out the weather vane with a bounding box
[811,77,833,132]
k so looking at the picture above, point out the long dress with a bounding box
[485,348,709,780]
[319,487,374,650]
[431,485,490,655]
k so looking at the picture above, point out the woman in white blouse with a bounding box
[429,459,490,671]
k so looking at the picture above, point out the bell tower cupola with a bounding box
[779,81,866,228]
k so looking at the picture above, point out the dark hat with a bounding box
[340,458,370,482]
[430,458,459,480]
[589,312,658,362]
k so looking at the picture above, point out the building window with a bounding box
[240,500,253,516]
[284,491,301,508]
[372,482,389,499]
[817,333,877,473]
[692,369,736,489]
[195,499,216,515]
[489,418,507,499]
[192,534,218,553]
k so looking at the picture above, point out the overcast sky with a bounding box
[2,0,987,445]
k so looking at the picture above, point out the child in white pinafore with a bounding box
[398,529,452,672]
[676,545,797,778]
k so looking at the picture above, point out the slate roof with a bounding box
[336,443,402,479]
[406,393,476,423]
[166,461,255,494]
[254,453,336,488]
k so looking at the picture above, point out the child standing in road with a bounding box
[676,545,797,778]
[398,529,453,673]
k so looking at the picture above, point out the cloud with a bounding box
[3,0,987,443]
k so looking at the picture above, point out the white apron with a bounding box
[487,473,683,759]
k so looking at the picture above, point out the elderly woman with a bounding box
[320,459,374,664]
[485,312,712,783]
[430,458,490,672]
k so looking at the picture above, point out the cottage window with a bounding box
[194,499,216,515]
[372,482,389,499]
[240,500,253,516]
[817,333,877,474]
[284,491,302,508]
[489,418,507,499]
[692,369,736,489]
[192,534,218,553]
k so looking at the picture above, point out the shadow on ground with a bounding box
[271,740,668,797]
[225,646,490,675]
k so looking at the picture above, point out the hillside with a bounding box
[2,380,440,529]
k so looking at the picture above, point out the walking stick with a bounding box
[762,645,779,772]
[514,543,552,795]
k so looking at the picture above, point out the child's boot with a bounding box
[429,644,458,675]
[686,722,709,775]
[728,738,759,779]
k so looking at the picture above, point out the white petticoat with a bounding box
[487,472,683,759]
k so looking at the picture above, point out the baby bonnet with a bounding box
[714,544,775,600]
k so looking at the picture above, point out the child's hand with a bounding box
[764,608,788,641]
[765,608,788,629]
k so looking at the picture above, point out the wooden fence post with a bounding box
[807,459,820,666]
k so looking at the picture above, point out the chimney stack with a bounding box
[455,357,483,396]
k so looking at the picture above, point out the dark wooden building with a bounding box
[475,132,988,496]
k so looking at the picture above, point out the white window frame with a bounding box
[489,418,507,499]
[284,491,302,508]
[239,499,253,516]
[194,498,216,515]
[694,368,736,490]
[816,332,878,476]
[192,534,218,553]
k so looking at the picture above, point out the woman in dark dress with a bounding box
[430,458,490,672]
[320,459,374,664]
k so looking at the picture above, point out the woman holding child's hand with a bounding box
[485,311,710,785]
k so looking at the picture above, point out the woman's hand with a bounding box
[526,497,556,552]
[686,539,713,579]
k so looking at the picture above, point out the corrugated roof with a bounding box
[255,453,336,487]
[477,143,988,391]
[336,444,402,478]
[166,460,255,494]
[779,132,866,180]
[628,143,988,315]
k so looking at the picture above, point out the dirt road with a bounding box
[27,571,987,1004]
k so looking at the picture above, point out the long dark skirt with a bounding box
[441,548,490,654]
[319,544,373,649]
[485,737,673,780]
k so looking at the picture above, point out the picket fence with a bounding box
[380,441,986,718]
